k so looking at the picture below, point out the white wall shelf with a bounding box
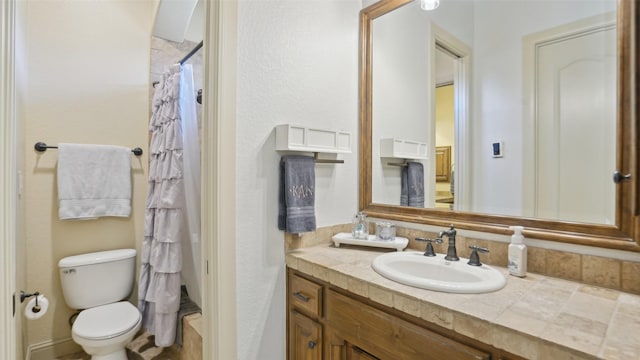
[380,138,428,160]
[275,124,351,154]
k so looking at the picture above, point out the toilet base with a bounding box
[87,348,127,360]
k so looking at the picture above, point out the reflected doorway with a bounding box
[434,46,457,210]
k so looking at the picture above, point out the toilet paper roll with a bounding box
[24,295,49,320]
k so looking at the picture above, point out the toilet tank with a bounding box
[58,249,136,310]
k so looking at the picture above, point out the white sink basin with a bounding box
[372,251,506,294]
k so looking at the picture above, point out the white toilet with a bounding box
[58,249,141,360]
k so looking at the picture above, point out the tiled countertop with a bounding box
[285,244,640,360]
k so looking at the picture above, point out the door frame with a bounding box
[202,0,238,359]
[1,0,18,358]
[430,24,471,212]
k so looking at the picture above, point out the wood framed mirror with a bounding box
[358,0,639,250]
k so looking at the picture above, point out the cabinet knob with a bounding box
[308,340,317,349]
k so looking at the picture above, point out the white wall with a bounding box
[236,1,361,358]
[470,0,616,215]
[371,1,473,205]
[372,2,431,205]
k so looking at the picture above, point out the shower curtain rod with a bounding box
[179,41,204,65]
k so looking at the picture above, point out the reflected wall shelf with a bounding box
[275,124,351,164]
[380,138,428,160]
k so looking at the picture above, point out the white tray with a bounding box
[331,232,408,252]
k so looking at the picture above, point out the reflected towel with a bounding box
[57,143,132,219]
[401,162,424,208]
[278,155,316,233]
[400,167,409,206]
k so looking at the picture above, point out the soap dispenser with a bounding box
[508,226,527,277]
[352,212,369,240]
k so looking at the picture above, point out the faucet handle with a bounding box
[415,237,443,257]
[467,245,489,266]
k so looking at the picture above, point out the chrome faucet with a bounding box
[439,225,459,261]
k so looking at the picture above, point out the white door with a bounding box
[535,23,616,224]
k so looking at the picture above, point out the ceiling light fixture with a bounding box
[420,0,440,11]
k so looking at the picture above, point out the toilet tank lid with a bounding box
[58,249,136,268]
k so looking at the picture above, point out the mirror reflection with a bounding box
[370,0,617,225]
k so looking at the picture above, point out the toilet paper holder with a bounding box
[20,291,42,313]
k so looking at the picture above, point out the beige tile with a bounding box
[546,249,582,281]
[540,313,607,355]
[487,240,508,267]
[314,226,333,246]
[285,254,299,269]
[582,255,621,289]
[420,302,453,329]
[452,313,494,344]
[312,264,330,282]
[327,268,349,289]
[495,308,547,337]
[616,293,640,318]
[509,283,573,322]
[331,223,351,235]
[368,284,394,307]
[578,285,620,301]
[346,276,369,298]
[492,326,539,360]
[599,295,640,359]
[599,339,640,360]
[563,290,617,324]
[284,231,302,251]
[538,341,598,360]
[527,246,547,274]
[296,258,315,275]
[393,293,421,318]
[180,315,203,360]
[621,261,640,294]
[394,225,412,239]
[461,238,488,262]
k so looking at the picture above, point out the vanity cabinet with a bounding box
[287,268,524,360]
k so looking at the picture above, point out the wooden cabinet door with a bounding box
[435,146,451,182]
[350,346,380,360]
[325,327,380,360]
[289,310,322,360]
[326,289,490,360]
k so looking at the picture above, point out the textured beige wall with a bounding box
[21,0,153,347]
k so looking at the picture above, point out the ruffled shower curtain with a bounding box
[138,63,194,347]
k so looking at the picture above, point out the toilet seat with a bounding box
[73,301,141,341]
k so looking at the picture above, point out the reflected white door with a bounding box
[535,23,616,224]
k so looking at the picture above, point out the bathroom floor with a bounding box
[54,331,180,360]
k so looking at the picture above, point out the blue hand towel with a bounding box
[278,155,316,233]
[400,162,424,208]
[408,162,424,207]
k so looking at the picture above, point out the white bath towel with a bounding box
[57,143,132,220]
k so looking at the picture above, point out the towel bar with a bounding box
[387,159,410,167]
[34,142,143,156]
[313,152,344,164]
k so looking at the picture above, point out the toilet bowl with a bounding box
[71,301,141,360]
[58,249,140,360]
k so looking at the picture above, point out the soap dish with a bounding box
[331,232,408,252]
